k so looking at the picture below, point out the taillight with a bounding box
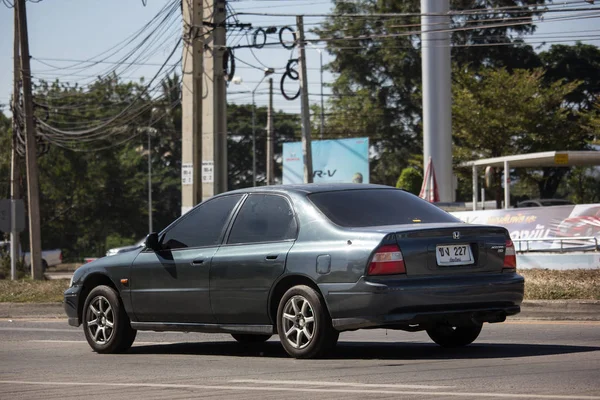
[368,244,406,275]
[503,239,517,270]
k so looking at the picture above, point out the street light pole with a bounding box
[252,88,257,186]
[307,42,324,140]
[148,129,153,233]
[319,49,324,140]
[233,69,274,187]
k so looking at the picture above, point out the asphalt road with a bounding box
[0,318,599,400]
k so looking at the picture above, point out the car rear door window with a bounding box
[228,194,297,244]
[161,194,243,250]
[309,189,459,227]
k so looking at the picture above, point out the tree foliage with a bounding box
[0,74,301,260]
[317,0,548,185]
[540,42,600,111]
[0,110,11,200]
[396,167,423,195]
[452,67,595,204]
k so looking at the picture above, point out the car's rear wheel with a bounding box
[426,323,482,348]
[276,285,339,359]
[231,333,271,343]
[82,285,136,353]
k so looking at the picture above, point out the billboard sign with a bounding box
[282,138,369,184]
[451,204,600,251]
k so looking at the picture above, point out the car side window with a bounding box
[227,194,297,244]
[161,194,243,250]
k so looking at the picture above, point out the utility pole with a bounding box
[147,130,153,233]
[266,78,274,185]
[296,16,314,184]
[181,0,203,215]
[421,0,453,202]
[11,6,21,281]
[201,0,228,201]
[16,0,43,280]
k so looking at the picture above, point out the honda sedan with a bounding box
[64,184,524,358]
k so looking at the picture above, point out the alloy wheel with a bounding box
[281,295,316,349]
[85,295,114,345]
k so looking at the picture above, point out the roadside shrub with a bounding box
[0,249,28,280]
[396,168,423,195]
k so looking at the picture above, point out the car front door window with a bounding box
[161,194,244,250]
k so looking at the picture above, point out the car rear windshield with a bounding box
[308,189,460,227]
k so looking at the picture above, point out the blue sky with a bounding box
[1,0,599,115]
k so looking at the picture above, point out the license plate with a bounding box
[436,244,474,266]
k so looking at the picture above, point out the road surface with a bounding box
[1,318,599,399]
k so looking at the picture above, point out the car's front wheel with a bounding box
[231,334,271,343]
[426,323,482,348]
[276,285,339,359]
[82,285,136,353]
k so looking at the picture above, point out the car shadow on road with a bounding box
[126,340,600,360]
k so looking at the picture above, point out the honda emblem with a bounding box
[453,231,460,240]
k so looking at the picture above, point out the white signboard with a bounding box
[202,161,214,183]
[181,163,193,186]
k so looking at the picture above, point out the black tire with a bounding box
[82,285,137,354]
[276,285,339,359]
[426,323,483,348]
[42,260,48,271]
[231,333,271,343]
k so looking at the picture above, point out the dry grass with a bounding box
[0,269,598,303]
[0,279,70,303]
[520,269,600,300]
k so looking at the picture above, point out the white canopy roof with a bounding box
[460,151,600,169]
[461,151,600,210]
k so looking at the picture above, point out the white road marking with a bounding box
[231,379,454,389]
[506,321,600,326]
[0,380,598,399]
[28,340,178,345]
[29,340,84,344]
[0,327,76,333]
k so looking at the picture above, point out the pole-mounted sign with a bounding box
[0,199,25,233]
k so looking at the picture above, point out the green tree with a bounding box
[540,42,600,111]
[316,0,547,185]
[227,103,301,189]
[4,73,302,259]
[452,68,594,205]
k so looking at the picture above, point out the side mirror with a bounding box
[145,232,161,252]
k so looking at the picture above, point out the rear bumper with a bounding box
[63,285,82,327]
[320,272,524,331]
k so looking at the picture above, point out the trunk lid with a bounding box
[392,223,508,276]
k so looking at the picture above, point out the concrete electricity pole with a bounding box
[16,0,43,280]
[266,77,274,185]
[421,0,453,202]
[11,6,22,281]
[201,0,228,201]
[147,130,153,233]
[181,0,203,215]
[296,16,314,184]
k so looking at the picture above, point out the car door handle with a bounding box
[191,259,205,265]
[265,254,279,261]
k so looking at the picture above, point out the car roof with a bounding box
[224,183,394,196]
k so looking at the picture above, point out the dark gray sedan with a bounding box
[64,184,524,359]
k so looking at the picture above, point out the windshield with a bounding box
[308,189,460,228]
